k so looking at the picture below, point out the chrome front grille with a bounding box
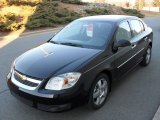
[11,70,42,90]
[14,73,38,87]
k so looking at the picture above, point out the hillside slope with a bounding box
[0,0,144,31]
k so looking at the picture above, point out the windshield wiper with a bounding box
[49,41,59,44]
[59,42,84,48]
[49,41,84,48]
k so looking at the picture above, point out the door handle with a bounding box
[144,37,148,41]
[132,44,136,49]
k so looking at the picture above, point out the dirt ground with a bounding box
[141,10,160,17]
[59,2,85,11]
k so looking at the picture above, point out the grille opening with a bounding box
[14,71,40,87]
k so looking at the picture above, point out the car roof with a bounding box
[77,15,138,23]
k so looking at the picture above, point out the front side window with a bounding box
[51,20,113,49]
[115,21,131,42]
[130,20,142,37]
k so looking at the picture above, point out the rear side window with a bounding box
[115,21,131,41]
[130,20,143,37]
[139,21,145,32]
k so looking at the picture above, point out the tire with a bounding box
[88,73,110,110]
[140,45,152,66]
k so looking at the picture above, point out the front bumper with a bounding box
[7,77,85,112]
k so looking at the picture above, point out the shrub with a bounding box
[6,0,58,6]
[26,2,80,29]
[121,8,145,18]
[85,8,109,15]
[0,13,23,31]
[26,19,42,28]
[6,0,37,6]
[61,0,86,5]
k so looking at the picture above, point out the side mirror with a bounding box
[114,39,131,49]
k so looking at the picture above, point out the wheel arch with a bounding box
[149,42,152,48]
[86,69,113,103]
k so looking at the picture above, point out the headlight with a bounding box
[7,60,16,79]
[10,60,16,73]
[45,72,81,90]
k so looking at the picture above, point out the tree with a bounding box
[135,0,139,9]
[125,2,130,7]
[153,0,160,6]
[135,0,145,9]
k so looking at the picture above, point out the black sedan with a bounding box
[7,15,153,112]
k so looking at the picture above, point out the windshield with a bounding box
[50,20,113,49]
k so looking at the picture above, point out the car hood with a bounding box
[15,43,101,79]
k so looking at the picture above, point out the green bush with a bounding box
[61,0,86,5]
[26,2,80,29]
[6,0,58,6]
[121,8,145,18]
[85,8,109,15]
[6,0,38,6]
[85,7,144,18]
[0,13,23,31]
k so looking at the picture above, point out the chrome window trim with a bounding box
[83,55,114,74]
[117,48,144,68]
[84,47,144,73]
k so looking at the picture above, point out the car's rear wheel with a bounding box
[140,45,152,66]
[88,73,110,109]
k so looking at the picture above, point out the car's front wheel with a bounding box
[140,45,152,66]
[88,73,110,109]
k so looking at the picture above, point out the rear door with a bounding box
[128,19,148,63]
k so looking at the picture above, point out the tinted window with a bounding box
[51,20,113,49]
[130,20,142,37]
[115,21,131,41]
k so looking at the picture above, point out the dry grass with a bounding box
[59,2,85,11]
[0,5,36,24]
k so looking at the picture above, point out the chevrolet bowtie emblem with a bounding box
[21,75,27,80]
[17,72,27,81]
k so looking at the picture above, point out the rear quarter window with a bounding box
[130,20,142,37]
[139,21,145,32]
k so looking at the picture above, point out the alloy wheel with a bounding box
[93,78,108,106]
[146,47,151,64]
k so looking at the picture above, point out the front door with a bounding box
[113,21,136,79]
